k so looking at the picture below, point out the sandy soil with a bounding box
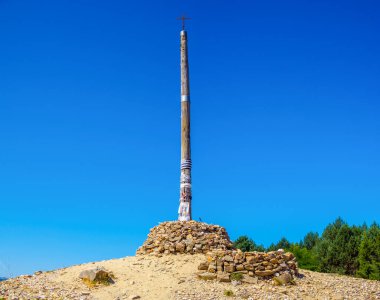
[1,254,380,300]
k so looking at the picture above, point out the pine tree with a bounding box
[357,223,380,280]
[233,236,265,252]
[315,218,363,275]
[301,232,320,250]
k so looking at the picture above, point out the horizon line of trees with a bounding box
[233,217,380,281]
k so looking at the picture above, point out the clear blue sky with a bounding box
[0,0,379,277]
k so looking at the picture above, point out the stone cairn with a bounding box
[137,221,298,281]
[197,249,298,281]
[136,221,233,255]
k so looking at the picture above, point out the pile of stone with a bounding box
[136,221,233,255]
[197,249,298,280]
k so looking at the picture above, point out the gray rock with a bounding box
[78,267,111,282]
[273,273,293,285]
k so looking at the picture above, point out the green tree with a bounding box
[267,237,291,251]
[315,218,363,275]
[357,223,380,280]
[300,232,320,250]
[233,236,265,252]
[287,244,319,271]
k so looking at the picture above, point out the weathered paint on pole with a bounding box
[178,29,192,221]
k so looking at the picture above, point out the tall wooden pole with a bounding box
[178,28,192,221]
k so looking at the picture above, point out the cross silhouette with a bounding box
[177,15,191,30]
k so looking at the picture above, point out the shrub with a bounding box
[287,244,319,271]
[233,236,265,252]
[315,218,363,275]
[230,272,243,281]
[224,289,234,297]
[357,223,380,280]
[300,232,320,250]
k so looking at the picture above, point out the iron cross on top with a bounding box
[177,15,190,30]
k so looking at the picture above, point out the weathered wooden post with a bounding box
[178,16,192,221]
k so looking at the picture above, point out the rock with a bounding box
[198,262,209,270]
[208,264,217,273]
[197,272,217,280]
[246,257,257,264]
[273,273,293,285]
[255,269,276,276]
[283,252,294,261]
[223,255,234,262]
[78,267,111,282]
[270,258,278,264]
[224,264,235,273]
[175,242,186,253]
[198,249,299,279]
[242,276,258,284]
[128,296,140,300]
[217,273,231,282]
[136,221,233,255]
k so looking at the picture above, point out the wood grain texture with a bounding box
[179,30,192,221]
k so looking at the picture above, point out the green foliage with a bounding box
[234,217,379,280]
[357,223,380,280]
[315,218,363,275]
[267,237,291,252]
[287,244,319,271]
[233,235,265,252]
[300,232,320,250]
[230,272,243,281]
[224,289,234,297]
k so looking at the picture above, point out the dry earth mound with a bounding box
[1,255,380,300]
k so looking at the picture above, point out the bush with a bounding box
[230,272,243,281]
[287,244,319,271]
[315,218,363,275]
[235,217,379,280]
[300,232,320,250]
[267,237,291,252]
[357,223,380,280]
[233,236,265,252]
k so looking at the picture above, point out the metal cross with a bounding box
[177,15,191,30]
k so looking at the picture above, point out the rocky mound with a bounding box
[198,249,298,279]
[136,221,233,255]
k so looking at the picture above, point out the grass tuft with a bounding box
[230,272,243,281]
